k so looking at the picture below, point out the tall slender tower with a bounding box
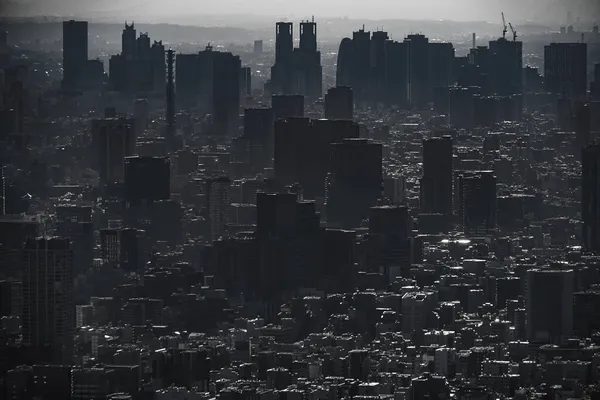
[166,49,175,151]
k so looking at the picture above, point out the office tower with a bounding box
[212,51,241,136]
[300,20,317,53]
[238,108,274,169]
[271,21,322,99]
[420,136,453,216]
[206,177,231,241]
[274,118,360,199]
[272,22,294,94]
[367,205,411,271]
[122,22,137,61]
[256,192,321,300]
[405,34,430,107]
[385,40,410,107]
[488,37,523,96]
[254,40,263,54]
[55,205,93,273]
[336,38,354,88]
[150,41,166,92]
[544,43,587,99]
[22,237,75,363]
[272,94,304,120]
[124,156,170,207]
[350,28,371,104]
[240,66,252,96]
[100,228,147,272]
[166,49,176,150]
[369,30,389,103]
[321,229,356,292]
[526,269,574,344]
[62,20,88,90]
[327,139,382,228]
[402,291,436,334]
[91,117,136,187]
[133,98,149,137]
[0,164,5,215]
[573,290,600,337]
[383,176,406,205]
[582,143,600,252]
[457,171,497,236]
[591,63,600,99]
[429,42,455,93]
[324,86,353,120]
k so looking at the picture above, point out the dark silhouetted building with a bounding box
[544,42,587,99]
[582,143,600,252]
[488,37,523,96]
[526,269,574,344]
[254,40,263,54]
[274,118,360,199]
[62,20,88,90]
[271,21,322,99]
[458,171,497,236]
[22,237,75,364]
[325,86,353,120]
[420,136,453,216]
[327,138,382,228]
[91,118,136,187]
[272,94,304,120]
[124,156,170,207]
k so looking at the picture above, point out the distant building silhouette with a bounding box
[324,86,353,120]
[420,136,453,217]
[62,20,88,90]
[544,42,587,99]
[582,143,600,252]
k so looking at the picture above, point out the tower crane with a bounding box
[509,22,517,41]
[501,12,507,39]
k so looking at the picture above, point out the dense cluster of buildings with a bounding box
[1,15,600,400]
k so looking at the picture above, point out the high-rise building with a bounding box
[100,228,147,272]
[124,156,170,207]
[22,237,75,363]
[274,118,360,199]
[206,177,231,241]
[526,269,574,344]
[488,38,523,96]
[324,86,353,120]
[420,136,453,216]
[272,94,304,120]
[122,22,137,61]
[240,66,252,96]
[55,205,93,274]
[327,138,382,228]
[592,63,600,99]
[457,171,497,236]
[91,118,136,187]
[271,21,322,99]
[254,40,263,55]
[62,20,88,90]
[405,34,430,107]
[544,42,587,99]
[582,143,600,252]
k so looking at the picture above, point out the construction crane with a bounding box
[509,22,517,41]
[501,12,507,39]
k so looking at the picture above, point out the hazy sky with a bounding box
[2,0,600,24]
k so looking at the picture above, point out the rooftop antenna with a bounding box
[501,12,507,39]
[509,22,517,41]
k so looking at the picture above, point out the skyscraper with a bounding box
[405,34,430,107]
[488,37,523,96]
[22,237,75,363]
[206,177,231,241]
[327,138,382,228]
[526,269,574,344]
[122,22,137,61]
[91,117,136,187]
[544,42,588,99]
[420,136,453,216]
[582,143,600,252]
[124,156,170,207]
[62,20,88,90]
[458,171,497,236]
[272,94,304,120]
[325,86,354,120]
